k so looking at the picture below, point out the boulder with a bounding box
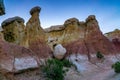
[53,44,66,59]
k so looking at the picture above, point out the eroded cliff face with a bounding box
[45,18,85,50]
[0,6,52,77]
[0,32,38,74]
[105,29,120,41]
[45,15,116,56]
[1,6,51,59]
[25,6,51,59]
[105,29,120,52]
[83,15,116,54]
[0,6,120,80]
[1,6,117,59]
[25,6,45,46]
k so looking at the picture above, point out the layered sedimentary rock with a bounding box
[25,6,45,46]
[105,29,120,41]
[1,16,25,46]
[45,18,84,50]
[0,6,52,78]
[0,6,118,63]
[45,15,116,57]
[1,6,51,60]
[25,6,51,59]
[0,32,39,74]
[83,15,116,54]
[0,0,5,15]
[105,29,120,52]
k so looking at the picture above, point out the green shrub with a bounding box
[96,51,104,59]
[42,59,68,80]
[112,61,120,73]
[61,59,73,68]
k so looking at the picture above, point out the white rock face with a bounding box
[15,57,38,71]
[53,44,66,59]
[68,54,87,72]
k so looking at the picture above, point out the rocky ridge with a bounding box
[46,15,117,57]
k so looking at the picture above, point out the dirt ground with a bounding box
[1,54,120,80]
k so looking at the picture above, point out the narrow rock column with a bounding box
[25,6,45,44]
[25,6,51,64]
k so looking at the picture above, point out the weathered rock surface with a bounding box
[0,33,39,74]
[25,6,45,45]
[105,29,120,52]
[83,15,116,54]
[45,25,65,32]
[1,6,51,60]
[46,15,116,59]
[0,6,52,78]
[53,44,66,59]
[25,6,51,60]
[0,5,120,80]
[1,16,25,46]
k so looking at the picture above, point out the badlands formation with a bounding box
[0,6,120,80]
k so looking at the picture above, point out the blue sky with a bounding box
[0,0,120,33]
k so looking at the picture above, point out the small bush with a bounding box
[112,61,120,73]
[42,59,68,80]
[96,51,104,59]
[61,59,73,68]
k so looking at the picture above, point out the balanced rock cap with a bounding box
[30,6,41,15]
[1,16,24,28]
[86,15,96,22]
[64,18,79,26]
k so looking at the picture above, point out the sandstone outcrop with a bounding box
[0,5,120,80]
[25,6,51,59]
[45,18,83,50]
[105,29,120,41]
[0,32,39,74]
[53,44,66,59]
[1,6,52,60]
[105,29,120,52]
[45,15,117,59]
[25,6,45,46]
[83,15,116,54]
[1,16,25,46]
